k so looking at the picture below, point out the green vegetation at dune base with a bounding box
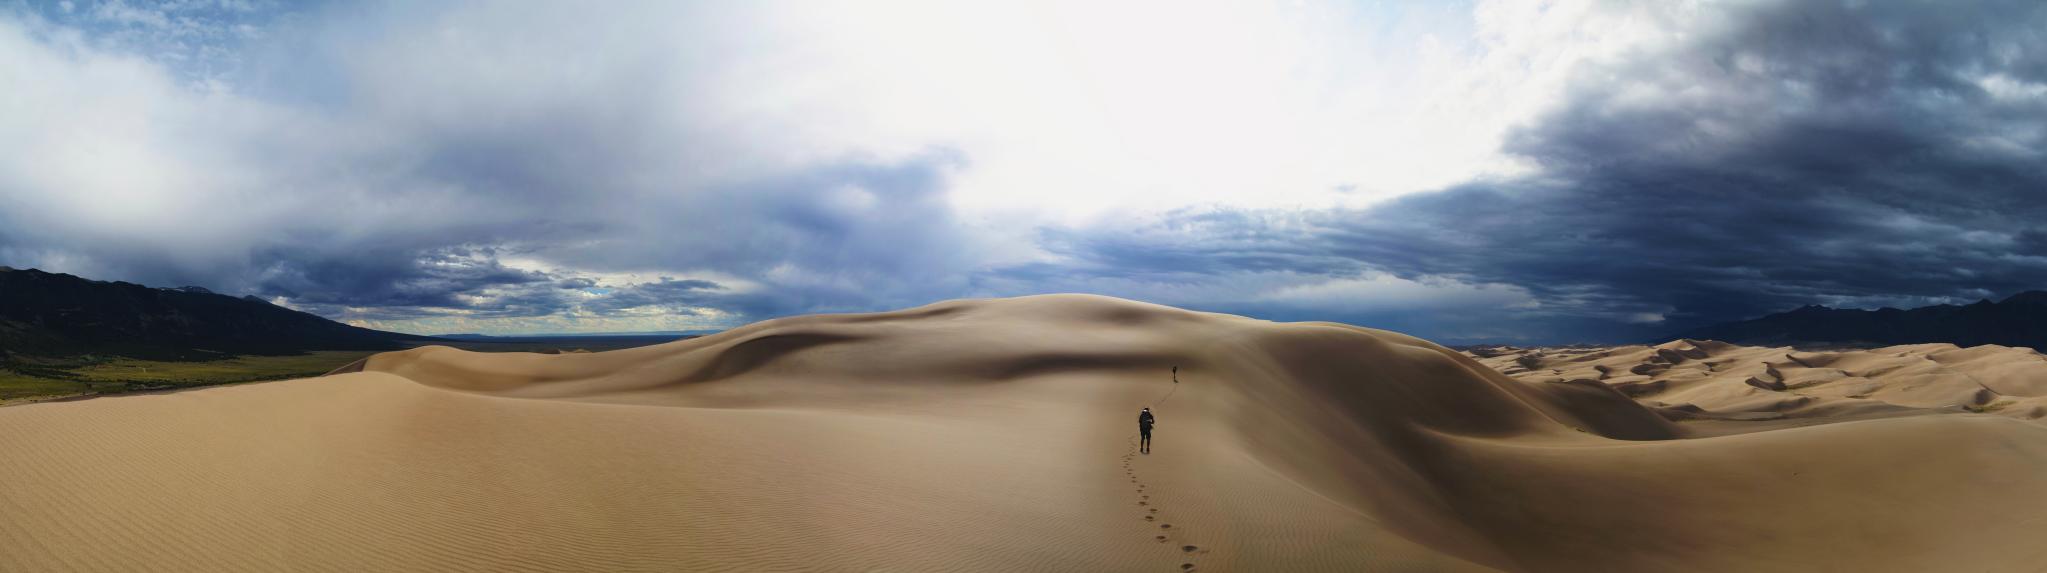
[1964,400,2015,414]
[0,351,376,404]
[0,371,92,402]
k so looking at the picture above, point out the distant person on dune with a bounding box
[1139,408,1156,454]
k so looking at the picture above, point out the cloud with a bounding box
[1,1,2044,343]
[0,1,991,333]
[1024,0,2047,341]
[579,278,723,316]
[254,245,554,317]
[1405,0,2047,322]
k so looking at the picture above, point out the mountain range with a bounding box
[0,267,433,360]
[1674,291,2047,349]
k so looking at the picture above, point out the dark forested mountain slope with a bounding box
[0,267,432,360]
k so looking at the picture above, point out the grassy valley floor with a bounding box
[0,351,377,404]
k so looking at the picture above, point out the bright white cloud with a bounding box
[3,0,1664,221]
[736,0,1588,219]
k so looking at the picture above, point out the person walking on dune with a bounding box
[1139,407,1156,454]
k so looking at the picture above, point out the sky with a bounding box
[1,0,2044,343]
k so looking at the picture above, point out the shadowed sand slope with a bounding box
[4,295,2046,572]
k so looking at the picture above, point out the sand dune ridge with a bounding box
[3,295,2045,571]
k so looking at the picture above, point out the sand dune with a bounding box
[4,295,2047,571]
[1469,339,2047,425]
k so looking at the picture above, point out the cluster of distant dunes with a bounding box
[1471,339,2047,423]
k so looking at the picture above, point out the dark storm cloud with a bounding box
[1410,0,2047,325]
[579,278,724,316]
[1038,0,2047,341]
[253,245,556,319]
[218,150,967,325]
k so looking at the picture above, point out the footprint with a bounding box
[1181,564,1195,571]
[1148,509,1157,513]
[1144,515,1154,521]
[1182,545,1198,553]
[1155,535,1168,542]
[1139,501,1148,506]
[1141,495,1149,499]
[1160,524,1172,529]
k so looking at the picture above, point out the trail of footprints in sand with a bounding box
[1123,438,1211,571]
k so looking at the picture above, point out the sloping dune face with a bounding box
[4,296,2047,572]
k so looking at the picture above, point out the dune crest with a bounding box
[4,295,2046,571]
